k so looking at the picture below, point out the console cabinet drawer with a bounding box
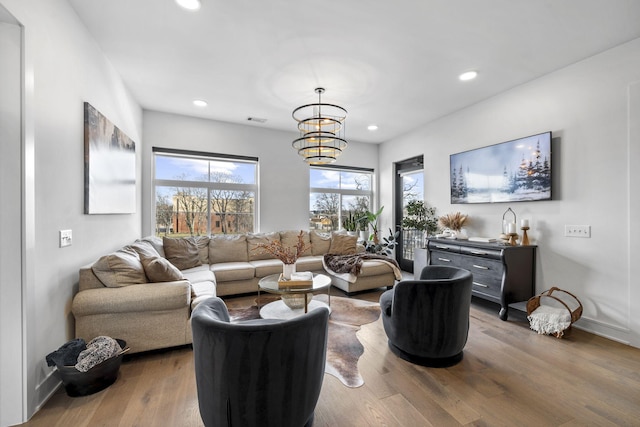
[427,239,536,320]
[429,251,462,265]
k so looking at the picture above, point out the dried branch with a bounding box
[252,231,310,264]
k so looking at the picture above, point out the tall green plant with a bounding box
[401,200,438,236]
[358,206,384,243]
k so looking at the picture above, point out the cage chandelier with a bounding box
[292,88,348,165]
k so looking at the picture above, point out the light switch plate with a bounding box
[59,229,72,247]
[564,225,591,238]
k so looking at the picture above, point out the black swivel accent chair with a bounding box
[380,265,473,367]
[191,297,330,427]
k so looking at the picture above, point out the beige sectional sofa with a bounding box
[72,230,398,353]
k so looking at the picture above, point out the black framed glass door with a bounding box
[394,156,424,272]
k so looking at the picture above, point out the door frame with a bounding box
[394,156,424,272]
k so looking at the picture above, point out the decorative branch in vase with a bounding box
[252,231,310,279]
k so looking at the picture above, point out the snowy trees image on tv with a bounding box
[450,132,552,204]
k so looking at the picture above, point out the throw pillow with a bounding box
[247,232,281,261]
[209,234,248,263]
[129,241,161,260]
[141,256,184,282]
[138,235,165,258]
[193,235,210,264]
[328,232,358,255]
[92,247,148,287]
[310,230,331,256]
[163,237,202,270]
[279,230,312,257]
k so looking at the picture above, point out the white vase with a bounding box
[282,263,296,280]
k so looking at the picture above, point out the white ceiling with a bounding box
[68,0,640,143]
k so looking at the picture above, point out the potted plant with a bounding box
[354,208,369,241]
[401,200,438,238]
[359,206,384,244]
[364,228,399,256]
[341,211,358,235]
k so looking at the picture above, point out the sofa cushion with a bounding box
[310,230,331,256]
[358,259,395,276]
[328,232,358,255]
[210,262,255,282]
[193,236,210,264]
[247,232,281,261]
[190,280,216,301]
[163,237,203,270]
[295,255,324,272]
[92,247,148,288]
[250,259,285,278]
[209,234,248,263]
[279,230,312,257]
[181,268,216,285]
[141,256,184,282]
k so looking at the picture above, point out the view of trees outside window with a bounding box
[154,152,257,236]
[400,170,425,261]
[309,167,373,232]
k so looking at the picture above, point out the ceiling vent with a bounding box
[247,117,267,123]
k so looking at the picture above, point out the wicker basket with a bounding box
[526,287,583,338]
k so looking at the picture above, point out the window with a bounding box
[153,148,258,236]
[309,166,374,232]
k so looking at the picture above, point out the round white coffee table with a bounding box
[258,273,332,319]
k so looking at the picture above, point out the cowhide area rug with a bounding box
[227,294,380,388]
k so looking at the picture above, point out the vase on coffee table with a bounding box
[282,263,296,280]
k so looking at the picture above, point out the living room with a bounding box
[1,0,639,425]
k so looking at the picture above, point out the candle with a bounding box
[521,219,529,228]
[507,222,516,234]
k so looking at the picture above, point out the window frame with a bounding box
[309,164,375,232]
[152,147,259,235]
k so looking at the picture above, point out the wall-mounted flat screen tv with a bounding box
[450,131,552,204]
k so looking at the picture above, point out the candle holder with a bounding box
[507,232,519,246]
[500,207,517,243]
[521,226,530,246]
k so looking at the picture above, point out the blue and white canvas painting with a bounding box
[450,132,552,204]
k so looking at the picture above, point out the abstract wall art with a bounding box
[84,102,136,214]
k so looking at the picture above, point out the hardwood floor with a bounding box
[21,289,640,427]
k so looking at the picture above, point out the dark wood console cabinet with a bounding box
[426,238,536,320]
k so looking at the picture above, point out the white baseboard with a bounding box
[573,316,632,346]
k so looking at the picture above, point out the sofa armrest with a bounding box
[72,280,191,316]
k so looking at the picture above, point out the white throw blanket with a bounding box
[527,305,571,336]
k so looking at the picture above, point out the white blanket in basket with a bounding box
[527,305,571,336]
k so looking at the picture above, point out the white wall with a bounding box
[380,38,640,347]
[142,111,379,235]
[0,13,24,427]
[0,0,142,422]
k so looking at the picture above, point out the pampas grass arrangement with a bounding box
[439,212,468,231]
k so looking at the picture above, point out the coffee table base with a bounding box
[259,299,331,320]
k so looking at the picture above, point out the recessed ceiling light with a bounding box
[193,99,208,107]
[176,0,201,11]
[459,71,478,81]
[367,125,378,131]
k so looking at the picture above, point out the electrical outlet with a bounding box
[564,225,591,238]
[59,229,72,247]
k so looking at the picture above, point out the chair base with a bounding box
[387,341,463,367]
